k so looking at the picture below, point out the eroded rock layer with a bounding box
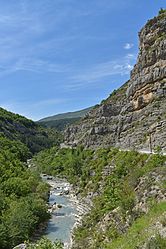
[64,12,166,151]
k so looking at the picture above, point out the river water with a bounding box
[42,175,77,247]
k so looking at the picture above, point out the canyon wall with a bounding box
[64,12,166,152]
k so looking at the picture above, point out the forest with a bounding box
[0,108,62,249]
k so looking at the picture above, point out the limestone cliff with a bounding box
[64,11,166,152]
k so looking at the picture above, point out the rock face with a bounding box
[64,12,166,151]
[95,167,166,248]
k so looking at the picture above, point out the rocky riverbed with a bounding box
[13,174,91,249]
[42,175,91,249]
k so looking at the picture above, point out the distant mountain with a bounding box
[37,106,93,130]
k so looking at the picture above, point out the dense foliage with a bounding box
[33,147,166,248]
[26,237,63,249]
[0,135,50,249]
[0,107,62,153]
[0,107,63,248]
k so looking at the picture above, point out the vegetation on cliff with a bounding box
[33,146,166,248]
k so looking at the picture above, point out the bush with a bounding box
[26,237,63,249]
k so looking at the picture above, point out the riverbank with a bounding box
[42,175,91,249]
[13,175,91,249]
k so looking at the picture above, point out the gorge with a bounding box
[0,9,166,249]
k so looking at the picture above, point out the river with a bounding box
[14,174,90,249]
[42,175,78,248]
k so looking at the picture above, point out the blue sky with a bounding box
[0,0,165,120]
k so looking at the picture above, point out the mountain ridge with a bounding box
[37,106,93,131]
[38,106,93,122]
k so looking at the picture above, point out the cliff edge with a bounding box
[64,11,166,152]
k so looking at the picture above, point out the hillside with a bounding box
[0,107,62,154]
[0,107,64,249]
[34,146,166,249]
[64,10,166,152]
[0,107,58,249]
[37,107,93,131]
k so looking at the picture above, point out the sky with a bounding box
[0,0,165,120]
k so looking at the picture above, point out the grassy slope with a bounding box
[33,147,166,248]
[106,202,166,249]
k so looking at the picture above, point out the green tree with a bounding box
[26,237,63,249]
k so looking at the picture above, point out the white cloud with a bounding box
[66,54,136,90]
[13,58,71,74]
[125,53,135,59]
[124,43,134,50]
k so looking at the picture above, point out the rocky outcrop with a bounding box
[85,165,166,248]
[64,11,166,152]
[134,168,166,213]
